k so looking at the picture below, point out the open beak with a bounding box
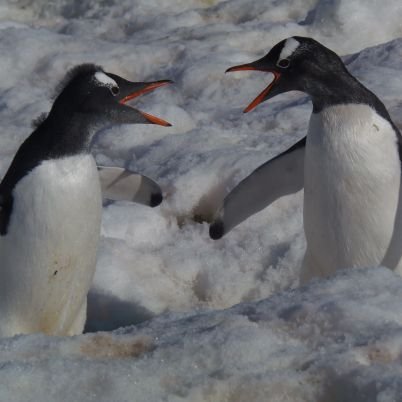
[119,80,173,126]
[226,63,281,113]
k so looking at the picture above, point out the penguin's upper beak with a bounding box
[117,80,173,126]
[226,62,281,113]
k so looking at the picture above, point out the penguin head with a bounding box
[50,64,172,127]
[226,37,347,112]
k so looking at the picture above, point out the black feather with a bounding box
[31,112,48,129]
[52,63,103,100]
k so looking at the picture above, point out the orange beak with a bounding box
[226,64,280,113]
[119,80,173,126]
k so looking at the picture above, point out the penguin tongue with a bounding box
[226,64,281,113]
[119,80,172,126]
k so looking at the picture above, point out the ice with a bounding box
[1,0,402,400]
[1,268,402,401]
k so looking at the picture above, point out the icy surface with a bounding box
[2,268,402,402]
[1,0,402,400]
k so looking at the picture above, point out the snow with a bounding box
[2,268,402,402]
[0,0,402,400]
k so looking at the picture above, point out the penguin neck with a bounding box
[40,111,101,158]
[305,72,400,141]
[305,71,374,114]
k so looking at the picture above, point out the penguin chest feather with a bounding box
[303,104,401,277]
[0,154,102,336]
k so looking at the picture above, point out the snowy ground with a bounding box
[2,267,402,402]
[1,0,402,400]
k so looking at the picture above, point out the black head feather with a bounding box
[31,112,48,129]
[32,64,103,128]
[52,63,103,100]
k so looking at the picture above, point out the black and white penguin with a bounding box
[0,64,171,336]
[210,37,402,284]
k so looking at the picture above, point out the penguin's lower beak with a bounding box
[226,64,281,113]
[118,80,173,126]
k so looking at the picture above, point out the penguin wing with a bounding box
[0,194,5,235]
[0,192,12,236]
[209,137,306,239]
[98,166,163,207]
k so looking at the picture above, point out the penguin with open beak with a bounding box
[210,37,402,284]
[0,64,172,336]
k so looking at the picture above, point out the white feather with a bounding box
[301,104,402,283]
[94,71,117,88]
[279,37,299,61]
[0,154,102,336]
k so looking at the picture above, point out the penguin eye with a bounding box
[277,58,290,69]
[110,86,120,96]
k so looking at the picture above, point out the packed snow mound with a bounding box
[0,0,402,332]
[1,267,402,402]
[2,0,402,54]
[1,0,402,399]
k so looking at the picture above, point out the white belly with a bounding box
[302,104,402,282]
[0,154,102,336]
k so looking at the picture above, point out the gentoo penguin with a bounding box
[210,37,402,284]
[0,64,171,336]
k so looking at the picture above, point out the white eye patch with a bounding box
[94,71,118,88]
[278,37,300,61]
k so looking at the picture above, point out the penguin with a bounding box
[0,64,171,336]
[210,36,402,284]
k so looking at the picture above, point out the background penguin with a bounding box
[210,36,402,284]
[0,64,171,336]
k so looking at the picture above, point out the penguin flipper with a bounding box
[210,137,306,239]
[97,166,163,207]
[0,195,5,235]
[0,192,12,236]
